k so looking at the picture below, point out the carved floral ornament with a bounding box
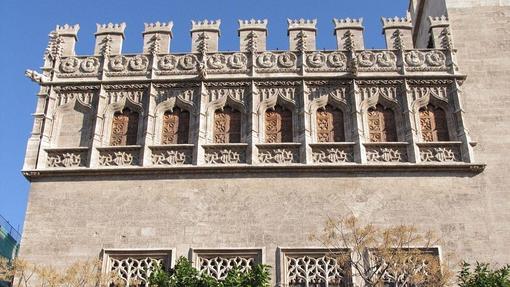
[306,51,347,69]
[152,150,188,165]
[47,152,83,168]
[59,57,100,74]
[256,52,296,68]
[108,55,149,72]
[206,53,248,70]
[366,146,406,163]
[99,150,137,166]
[258,148,296,164]
[357,51,397,68]
[205,149,242,164]
[312,147,353,163]
[405,50,446,68]
[157,54,197,71]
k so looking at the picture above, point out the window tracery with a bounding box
[419,104,449,142]
[317,105,345,142]
[110,108,139,146]
[265,105,293,143]
[368,104,397,142]
[214,106,241,143]
[162,108,190,144]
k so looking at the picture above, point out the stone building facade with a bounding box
[20,0,509,286]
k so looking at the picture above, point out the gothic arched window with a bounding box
[316,105,345,142]
[110,108,139,146]
[214,106,241,143]
[419,104,449,142]
[368,104,397,142]
[162,108,190,144]
[265,105,293,143]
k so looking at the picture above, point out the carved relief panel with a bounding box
[419,104,449,142]
[367,104,397,142]
[161,108,190,144]
[316,105,345,142]
[110,108,139,146]
[265,105,293,143]
[213,106,241,143]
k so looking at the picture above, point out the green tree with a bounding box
[458,262,510,287]
[148,256,270,287]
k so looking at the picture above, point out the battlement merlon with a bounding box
[333,18,365,50]
[143,22,174,54]
[238,19,268,52]
[191,19,221,53]
[381,13,414,49]
[54,24,80,56]
[428,16,453,50]
[94,22,126,55]
[287,19,317,51]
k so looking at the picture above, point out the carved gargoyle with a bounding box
[25,69,48,84]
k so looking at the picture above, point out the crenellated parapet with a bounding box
[22,17,483,176]
[191,19,221,53]
[333,18,364,50]
[238,19,268,52]
[429,16,453,50]
[143,21,173,54]
[382,13,413,50]
[94,22,126,55]
[287,19,317,51]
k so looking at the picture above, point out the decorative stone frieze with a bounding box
[97,146,141,167]
[46,147,88,168]
[106,54,150,77]
[150,145,193,166]
[203,144,248,164]
[205,52,249,74]
[364,143,408,163]
[304,51,349,72]
[155,53,198,75]
[310,143,354,164]
[356,50,398,72]
[255,51,299,73]
[404,50,448,72]
[257,143,300,164]
[418,142,462,163]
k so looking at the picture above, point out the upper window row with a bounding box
[110,103,450,146]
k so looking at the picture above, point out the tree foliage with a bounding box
[148,256,271,287]
[458,262,510,287]
[312,216,452,287]
[0,257,114,287]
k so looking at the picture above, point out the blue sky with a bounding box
[0,0,408,232]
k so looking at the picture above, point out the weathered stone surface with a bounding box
[19,1,510,285]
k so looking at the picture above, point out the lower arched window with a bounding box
[265,105,293,143]
[214,106,241,143]
[316,105,345,142]
[110,108,139,146]
[419,104,449,142]
[367,104,397,142]
[162,108,190,144]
